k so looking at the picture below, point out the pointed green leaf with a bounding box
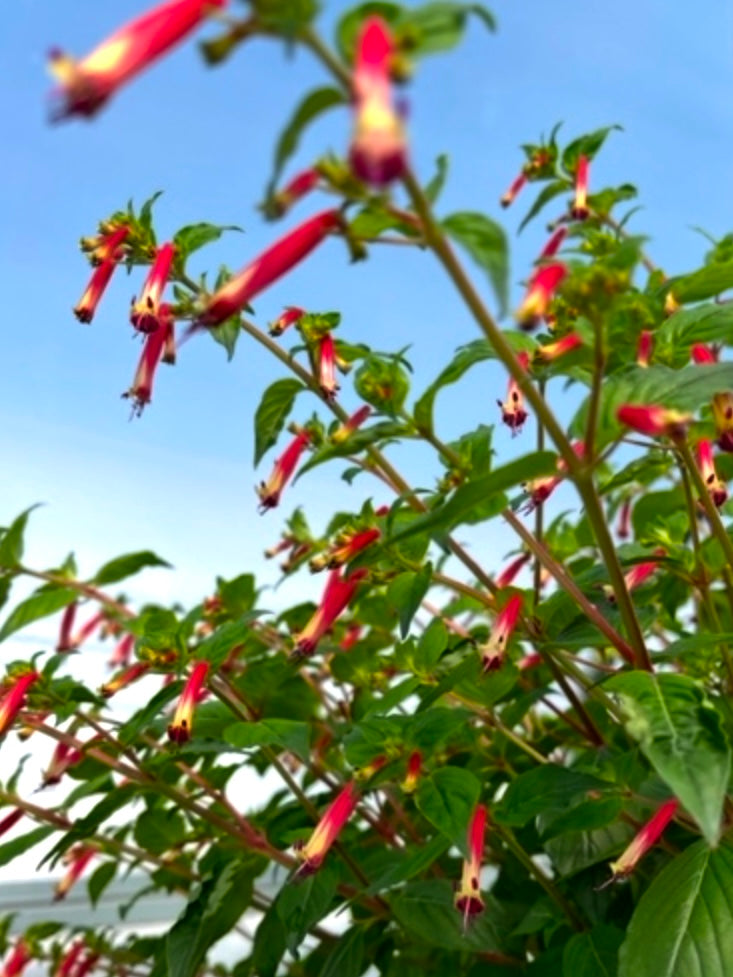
[655,303,733,366]
[94,550,171,586]
[224,719,311,761]
[443,211,509,317]
[606,671,731,845]
[416,767,481,854]
[386,563,433,638]
[563,925,623,977]
[0,505,41,569]
[254,378,305,466]
[390,879,505,952]
[0,586,78,642]
[667,261,733,304]
[267,87,345,198]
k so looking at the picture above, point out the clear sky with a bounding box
[1,0,732,636]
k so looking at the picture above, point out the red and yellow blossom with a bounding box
[455,803,488,927]
[293,568,367,658]
[571,155,590,219]
[697,439,728,508]
[606,799,678,882]
[712,393,733,452]
[130,243,176,334]
[617,404,692,438]
[54,846,96,901]
[125,304,176,415]
[497,351,530,435]
[168,661,210,744]
[0,671,40,739]
[295,781,359,875]
[478,594,523,671]
[257,429,311,512]
[269,306,306,337]
[515,264,567,331]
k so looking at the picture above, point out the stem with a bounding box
[584,317,605,461]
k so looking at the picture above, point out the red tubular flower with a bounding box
[0,672,39,739]
[616,559,660,598]
[71,952,99,977]
[195,210,342,329]
[518,652,542,671]
[455,804,487,926]
[331,405,372,443]
[0,808,23,838]
[311,528,381,571]
[515,264,567,331]
[73,259,117,323]
[168,660,210,744]
[68,611,104,650]
[571,155,590,220]
[616,498,632,539]
[500,171,527,208]
[124,305,175,415]
[339,622,363,651]
[495,552,531,590]
[697,439,728,508]
[48,0,229,120]
[401,750,422,793]
[56,601,78,652]
[607,799,678,881]
[1,940,32,977]
[85,224,131,265]
[478,595,523,671]
[617,404,692,438]
[691,343,717,364]
[536,332,583,362]
[497,351,530,435]
[54,846,95,901]
[293,569,367,658]
[295,781,359,875]
[269,305,306,337]
[712,393,733,453]
[257,430,311,512]
[318,333,339,401]
[349,17,407,186]
[540,227,568,258]
[42,741,83,788]
[522,441,585,514]
[100,661,150,697]
[55,941,85,977]
[636,330,653,368]
[269,169,320,218]
[108,633,135,669]
[130,243,176,334]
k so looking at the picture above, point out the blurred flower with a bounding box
[691,343,717,364]
[0,808,23,838]
[310,528,380,572]
[478,594,523,671]
[54,846,95,901]
[1,939,32,977]
[318,333,339,401]
[697,439,728,508]
[712,393,733,452]
[257,430,311,512]
[295,781,359,875]
[293,568,367,658]
[607,799,678,882]
[48,0,228,120]
[331,405,372,443]
[0,672,39,739]
[539,227,567,258]
[454,803,487,927]
[617,404,691,438]
[571,155,589,219]
[100,662,150,697]
[535,332,583,362]
[636,330,653,368]
[500,171,527,208]
[267,169,320,219]
[495,552,531,590]
[401,750,422,793]
[168,661,210,744]
[269,306,305,337]
[130,243,176,334]
[515,264,567,331]
[497,351,530,435]
[616,498,632,539]
[124,304,175,415]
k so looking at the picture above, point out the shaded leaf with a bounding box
[224,719,311,761]
[416,767,481,854]
[94,550,171,586]
[563,925,623,977]
[254,379,305,466]
[443,211,509,317]
[0,586,78,642]
[386,564,433,639]
[267,87,345,198]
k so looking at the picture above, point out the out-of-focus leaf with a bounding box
[443,211,509,317]
[94,550,171,586]
[254,378,305,466]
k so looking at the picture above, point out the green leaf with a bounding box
[254,378,305,466]
[88,861,116,909]
[251,903,288,977]
[518,180,568,233]
[0,586,77,642]
[118,682,182,746]
[0,505,40,569]
[495,764,619,832]
[134,808,186,855]
[388,451,557,543]
[276,860,339,954]
[138,190,163,235]
[618,839,733,977]
[224,719,311,761]
[320,925,366,977]
[267,87,345,198]
[424,153,449,203]
[413,335,535,433]
[606,671,731,845]
[545,821,634,878]
[443,211,509,317]
[563,925,623,977]
[390,879,505,952]
[197,616,261,669]
[365,834,450,895]
[654,303,733,366]
[415,767,481,854]
[209,314,242,362]
[173,223,241,263]
[386,564,433,639]
[166,860,257,977]
[571,363,733,446]
[296,421,411,480]
[0,826,53,867]
[94,550,171,585]
[561,125,621,173]
[667,261,733,304]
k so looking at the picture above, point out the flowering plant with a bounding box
[3,2,733,976]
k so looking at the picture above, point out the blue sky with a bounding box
[1,0,732,628]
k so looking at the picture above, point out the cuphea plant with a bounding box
[3,1,733,976]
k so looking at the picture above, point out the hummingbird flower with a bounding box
[500,171,527,208]
[604,555,662,601]
[712,393,733,452]
[257,430,311,512]
[697,439,728,508]
[55,941,85,977]
[454,803,488,928]
[539,226,568,258]
[522,441,585,514]
[168,661,210,744]
[497,351,530,435]
[56,601,78,652]
[124,304,175,415]
[636,330,653,367]
[0,808,23,838]
[268,169,320,219]
[606,799,679,883]
[294,781,359,875]
[616,498,632,539]
[691,343,717,364]
[571,155,590,219]
[269,306,306,337]
[318,332,340,401]
[478,594,523,671]
[515,264,567,331]
[1,940,32,977]
[616,404,692,438]
[54,846,95,901]
[349,17,407,186]
[42,741,83,788]
[73,259,121,324]
[535,332,583,363]
[194,210,342,329]
[108,633,135,670]
[100,661,151,697]
[309,528,381,572]
[339,622,363,651]
[495,552,531,590]
[292,568,367,658]
[48,0,229,121]
[130,243,176,334]
[401,750,422,793]
[0,671,40,739]
[331,405,372,443]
